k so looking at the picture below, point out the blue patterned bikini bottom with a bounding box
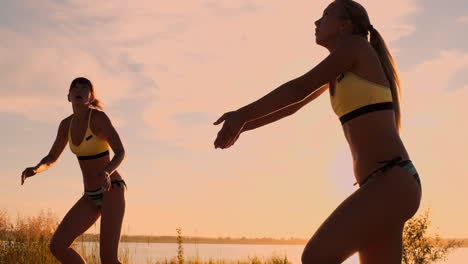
[355,157,421,188]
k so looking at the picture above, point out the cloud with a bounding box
[401,49,468,140]
[363,0,422,42]
[402,50,468,105]
[203,0,260,17]
[400,50,468,150]
[0,0,182,122]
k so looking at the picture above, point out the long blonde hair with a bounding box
[335,0,402,130]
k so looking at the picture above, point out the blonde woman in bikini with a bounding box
[21,77,126,264]
[214,0,421,263]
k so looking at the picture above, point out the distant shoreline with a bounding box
[122,235,308,245]
[78,234,468,247]
[82,234,308,245]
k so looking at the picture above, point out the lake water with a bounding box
[83,242,468,263]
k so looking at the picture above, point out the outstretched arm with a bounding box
[214,36,360,149]
[237,38,358,123]
[242,84,329,132]
[21,118,69,185]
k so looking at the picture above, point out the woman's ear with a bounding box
[67,93,71,102]
[340,19,352,33]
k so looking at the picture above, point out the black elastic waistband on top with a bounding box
[77,150,109,160]
[340,102,393,125]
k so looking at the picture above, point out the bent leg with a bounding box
[100,184,126,264]
[301,166,421,264]
[50,195,101,264]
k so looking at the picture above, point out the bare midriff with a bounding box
[342,109,410,185]
[78,155,123,191]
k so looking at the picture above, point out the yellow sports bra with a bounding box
[68,109,110,160]
[330,72,394,124]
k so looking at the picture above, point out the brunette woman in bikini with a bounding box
[21,77,126,264]
[214,1,421,263]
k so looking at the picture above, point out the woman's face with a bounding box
[314,2,349,47]
[68,84,92,105]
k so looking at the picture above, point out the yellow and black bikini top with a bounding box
[68,109,110,160]
[330,72,394,124]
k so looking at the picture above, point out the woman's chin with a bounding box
[314,37,328,47]
[71,101,89,107]
[315,37,323,45]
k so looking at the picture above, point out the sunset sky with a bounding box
[1,0,467,239]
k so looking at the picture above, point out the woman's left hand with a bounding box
[213,110,246,149]
[99,170,112,191]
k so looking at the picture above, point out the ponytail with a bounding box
[369,28,401,131]
[90,97,104,110]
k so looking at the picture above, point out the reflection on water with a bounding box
[81,242,467,264]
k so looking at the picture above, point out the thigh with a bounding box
[358,223,404,264]
[99,184,126,257]
[51,195,101,247]
[302,167,420,263]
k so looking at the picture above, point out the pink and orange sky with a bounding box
[1,0,468,238]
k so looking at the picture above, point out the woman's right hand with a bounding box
[21,167,37,185]
[213,110,248,149]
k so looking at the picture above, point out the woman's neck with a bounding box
[72,104,90,121]
[324,33,355,52]
[323,39,339,53]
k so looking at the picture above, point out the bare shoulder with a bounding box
[337,35,381,73]
[91,109,113,132]
[60,115,73,130]
[92,109,111,123]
